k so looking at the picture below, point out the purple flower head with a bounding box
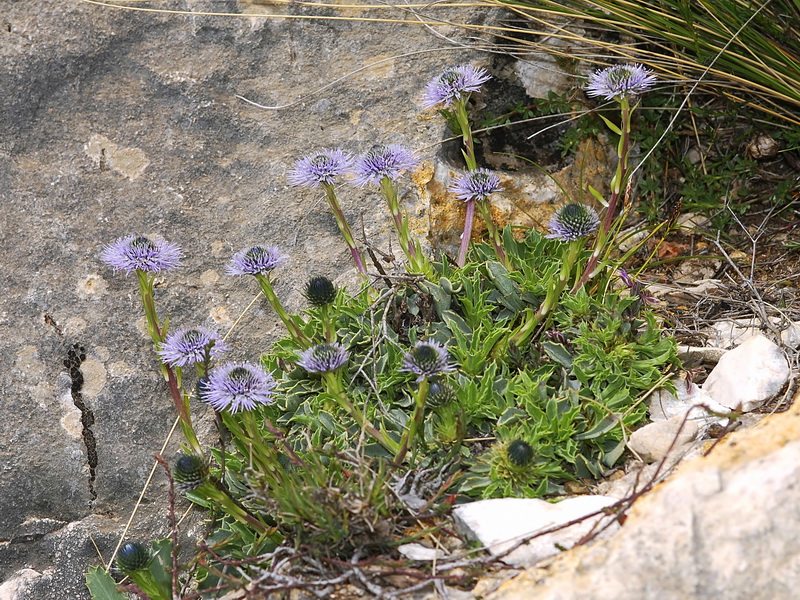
[100,235,182,275]
[585,63,657,101]
[352,144,418,187]
[399,340,456,380]
[201,361,277,413]
[157,326,229,368]
[420,64,491,110]
[449,169,503,202]
[288,148,353,188]
[546,203,600,241]
[297,343,349,374]
[227,245,287,276]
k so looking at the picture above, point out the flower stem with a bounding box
[572,98,633,293]
[380,176,416,259]
[457,199,476,267]
[322,183,368,277]
[136,269,202,455]
[507,239,582,349]
[476,199,508,267]
[254,273,311,348]
[322,372,399,454]
[379,176,436,279]
[455,99,477,171]
[393,377,430,465]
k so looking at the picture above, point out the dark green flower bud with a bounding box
[507,439,534,467]
[304,276,337,307]
[173,454,208,493]
[116,541,151,574]
[427,381,456,407]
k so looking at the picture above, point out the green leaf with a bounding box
[602,438,627,467]
[598,114,622,135]
[574,414,620,440]
[541,341,573,368]
[441,310,471,336]
[497,407,527,428]
[148,539,174,597]
[85,566,127,600]
[458,475,495,495]
[588,184,608,207]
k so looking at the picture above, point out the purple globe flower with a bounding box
[399,340,456,380]
[201,362,277,413]
[297,343,350,374]
[227,245,287,276]
[420,64,491,109]
[157,326,229,368]
[546,203,600,241]
[351,144,418,187]
[585,64,657,101]
[288,148,353,188]
[449,169,503,202]
[100,235,182,275]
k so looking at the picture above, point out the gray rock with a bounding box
[627,418,699,463]
[1,0,504,596]
[703,334,790,412]
[647,377,730,426]
[397,543,446,561]
[781,321,800,349]
[452,496,620,568]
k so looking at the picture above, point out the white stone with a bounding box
[704,317,766,349]
[676,212,711,230]
[397,543,446,561]
[453,496,619,567]
[703,334,790,412]
[647,377,730,425]
[628,418,699,463]
[781,321,800,349]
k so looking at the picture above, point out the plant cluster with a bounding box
[88,63,679,599]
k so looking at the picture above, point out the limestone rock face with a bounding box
[1,1,505,596]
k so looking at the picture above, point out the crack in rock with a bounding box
[64,343,97,502]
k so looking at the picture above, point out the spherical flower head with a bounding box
[585,63,657,101]
[506,439,534,467]
[351,144,418,187]
[100,234,182,275]
[173,454,208,493]
[427,380,456,407]
[304,275,337,307]
[157,326,229,368]
[297,343,349,374]
[400,340,456,380]
[546,203,600,241]
[227,245,287,276]
[288,148,353,188]
[420,64,491,109]
[116,541,151,574]
[449,169,503,202]
[202,362,277,413]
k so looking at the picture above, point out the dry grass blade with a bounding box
[493,0,800,124]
